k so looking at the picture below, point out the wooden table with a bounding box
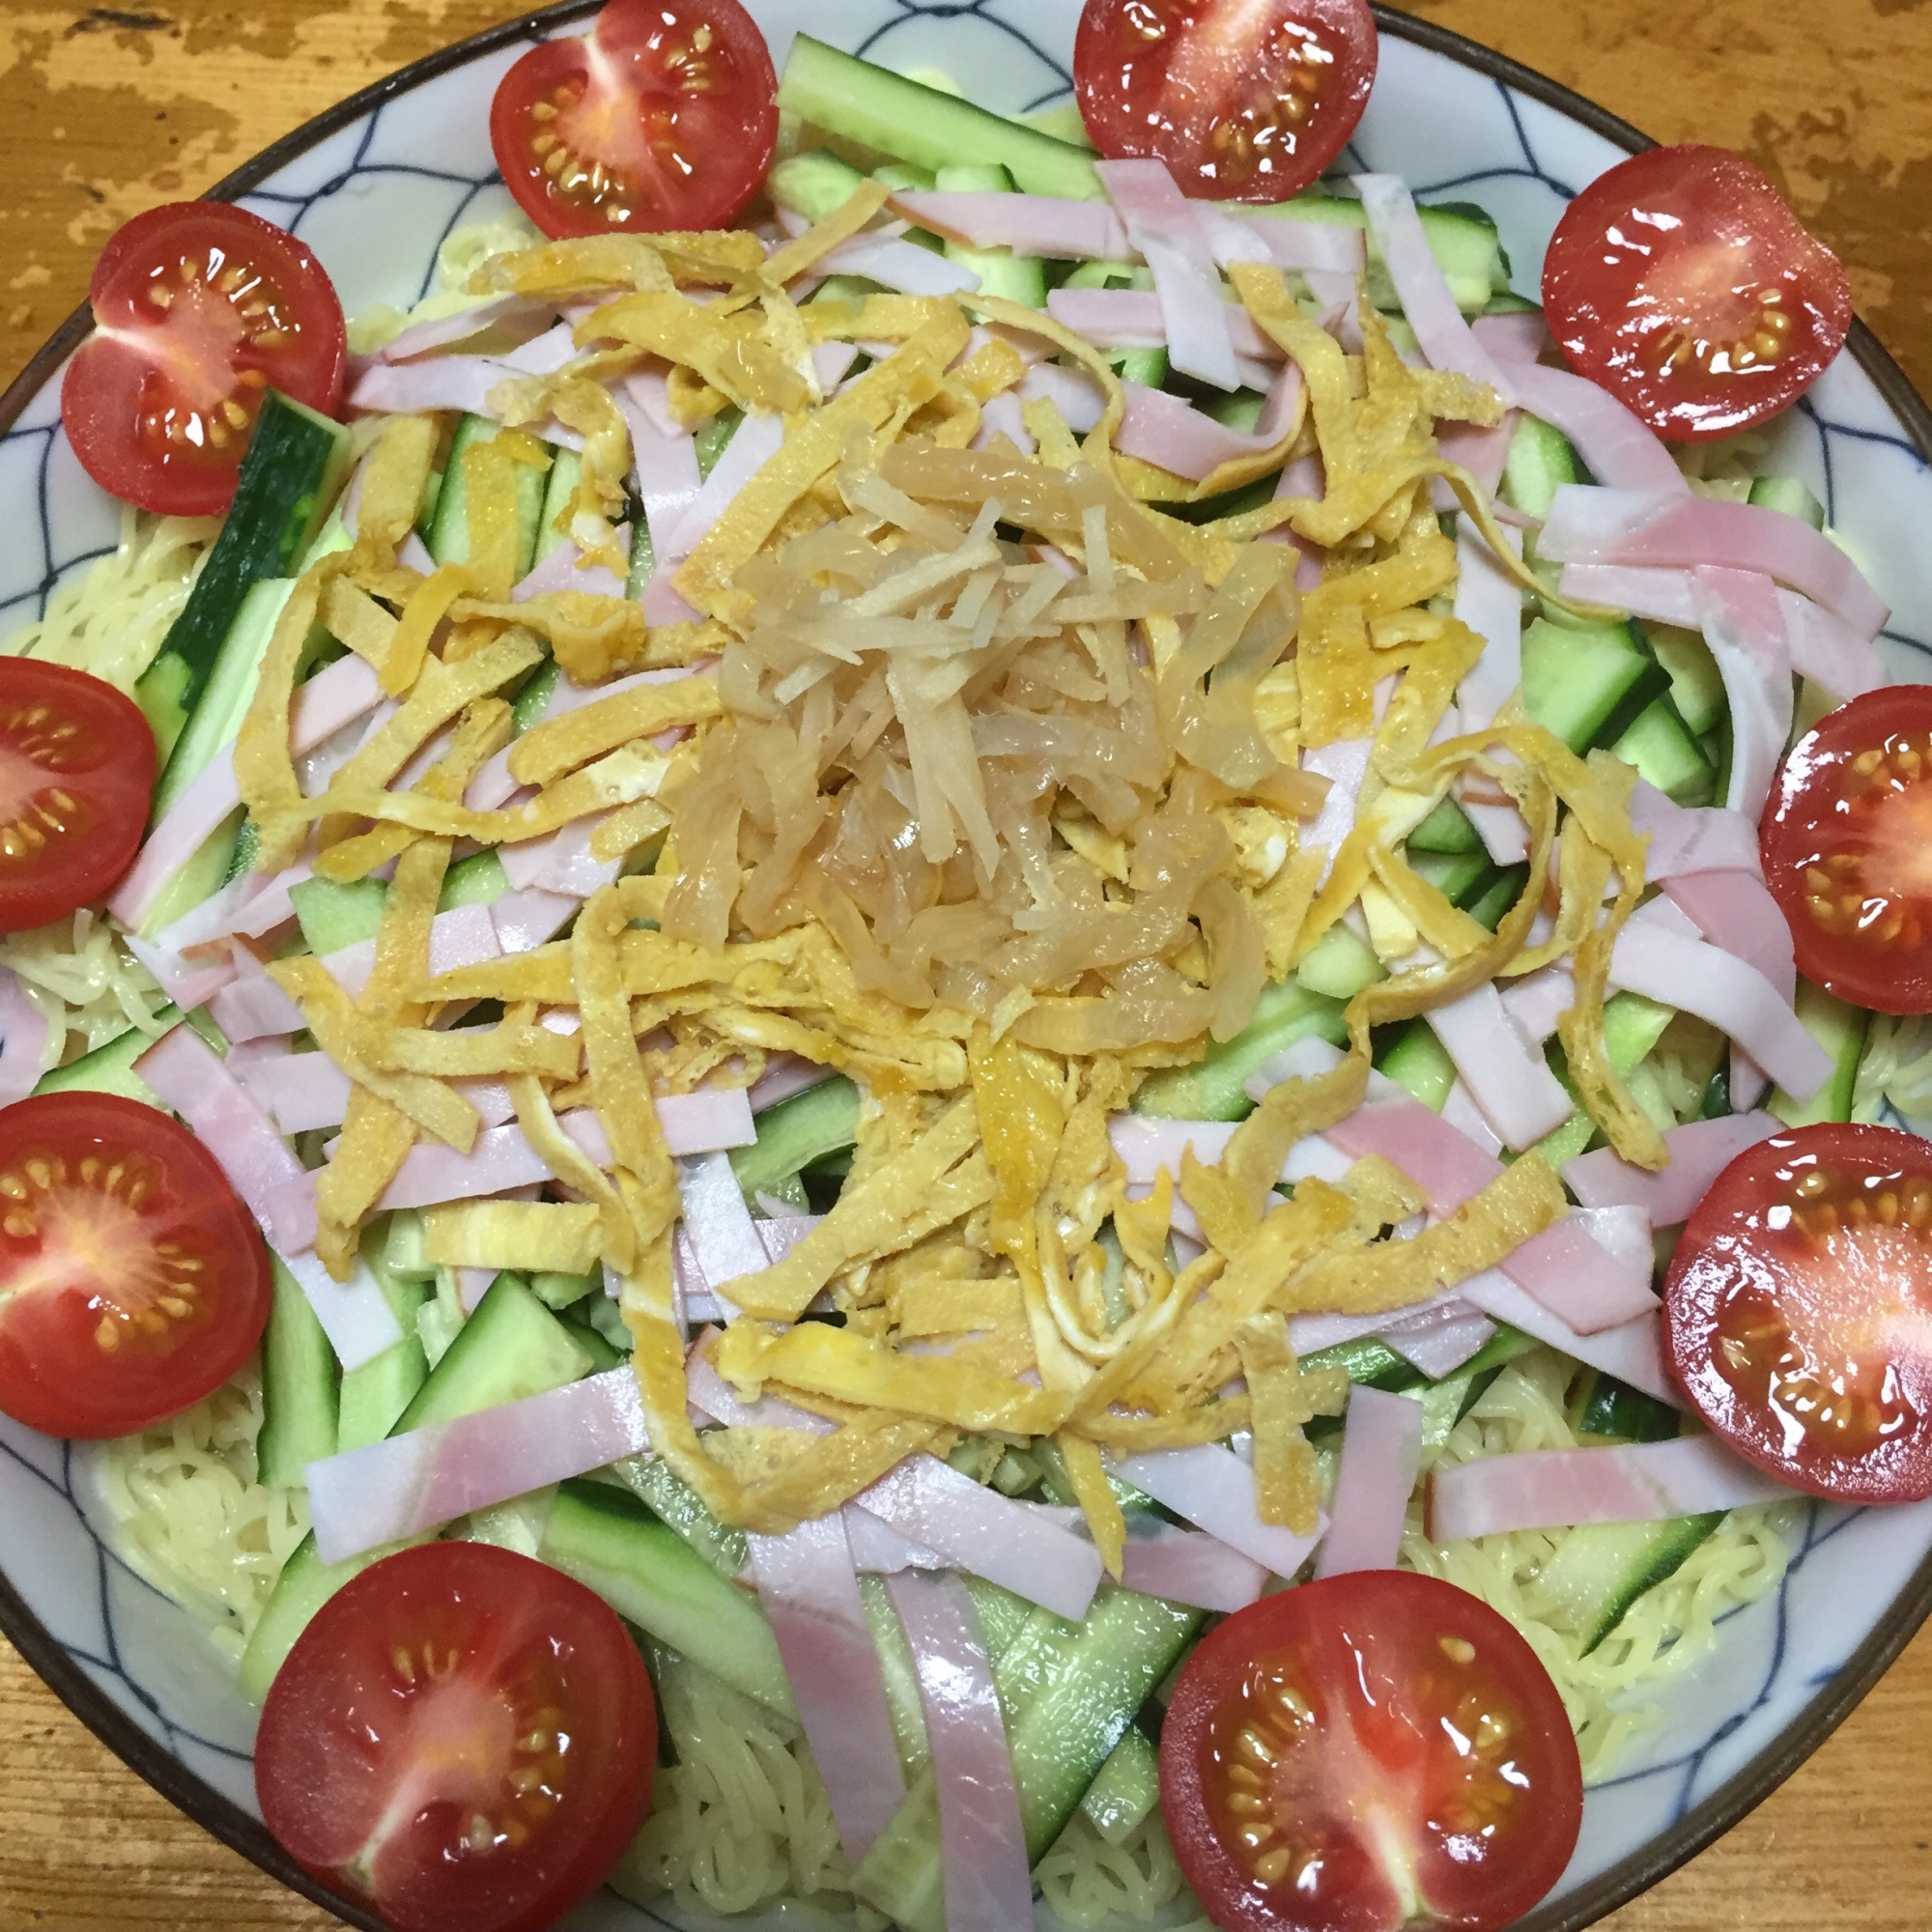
[4,0,1932,1926]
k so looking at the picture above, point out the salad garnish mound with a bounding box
[0,1,1919,1929]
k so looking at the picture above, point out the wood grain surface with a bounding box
[4,1,1932,1927]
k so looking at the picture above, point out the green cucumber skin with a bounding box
[729,1076,860,1198]
[779,36,1102,202]
[1536,1513,1723,1653]
[256,1255,340,1489]
[1132,976,1347,1122]
[31,1009,180,1106]
[1772,980,1868,1126]
[137,392,351,777]
[1080,1725,1161,1845]
[425,415,552,580]
[392,1273,593,1434]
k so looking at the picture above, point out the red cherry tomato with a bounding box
[1542,145,1851,441]
[490,0,778,240]
[1760,684,1932,1015]
[1159,1570,1582,1932]
[0,660,156,935]
[1663,1122,1932,1503]
[1073,0,1378,203]
[256,1541,656,1932]
[61,202,346,516]
[0,1092,270,1439]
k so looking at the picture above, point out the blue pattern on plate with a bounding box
[4,5,1932,1928]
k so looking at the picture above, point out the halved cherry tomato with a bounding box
[1760,684,1932,1015]
[1073,0,1378,203]
[490,0,777,240]
[0,660,156,934]
[0,1092,270,1439]
[1160,1570,1582,1932]
[1542,145,1851,441]
[1663,1122,1932,1503]
[61,202,346,516]
[256,1542,655,1932]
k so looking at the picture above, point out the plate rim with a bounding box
[2,6,1929,1929]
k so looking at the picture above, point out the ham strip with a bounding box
[308,1367,651,1560]
[1297,737,1372,883]
[1110,1443,1326,1577]
[1325,1095,1502,1214]
[1498,1209,1659,1335]
[1775,585,1887,698]
[376,1108,612,1209]
[842,1506,945,1573]
[1097,159,1239,392]
[1662,869,1795,1003]
[1629,783,1764,881]
[1221,213,1367,274]
[1352,176,1515,395]
[746,1513,908,1867]
[1119,1520,1268,1611]
[890,190,1130,261]
[853,1455,1103,1620]
[1429,1433,1794,1541]
[1316,1386,1424,1577]
[0,967,50,1106]
[1537,486,1889,639]
[1115,361,1303,482]
[511,539,628,603]
[1499,963,1577,1047]
[206,950,306,1044]
[1452,519,1524,728]
[1607,923,1829,1101]
[375,296,542,361]
[675,1150,767,1314]
[1425,980,1575,1151]
[1376,1298,1497,1377]
[1562,1110,1783,1226]
[1045,287,1280,362]
[1692,566,1792,821]
[1457,1269,1685,1406]
[883,1571,1034,1932]
[323,900,501,1001]
[820,231,981,296]
[1476,345,1686,494]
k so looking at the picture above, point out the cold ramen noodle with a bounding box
[2,1,1926,1928]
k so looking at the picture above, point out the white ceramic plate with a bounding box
[3,6,1931,1928]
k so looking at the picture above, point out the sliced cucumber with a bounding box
[1610,695,1717,807]
[1537,1513,1722,1653]
[1520,615,1670,755]
[135,390,353,781]
[336,1236,433,1453]
[1407,847,1492,905]
[1772,979,1868,1126]
[32,1009,180,1105]
[424,415,552,581]
[729,1076,860,1200]
[392,1272,594,1434]
[933,163,1047,307]
[1080,1724,1160,1845]
[1461,862,1529,933]
[1502,415,1583,521]
[779,37,1103,201]
[1296,922,1386,1001]
[1747,473,1826,529]
[1241,195,1507,314]
[610,1454,748,1579]
[1132,976,1348,1122]
[694,409,742,482]
[861,1574,933,1777]
[238,1532,399,1704]
[1569,1368,1679,1444]
[256,1255,340,1488]
[439,850,509,911]
[1647,624,1727,738]
[536,447,582,564]
[540,1478,794,1717]
[768,150,870,223]
[1407,796,1483,854]
[1376,1018,1457,1111]
[290,875,389,956]
[1536,991,1679,1167]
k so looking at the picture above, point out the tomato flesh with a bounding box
[256,1541,656,1932]
[1073,0,1378,203]
[1664,1122,1932,1502]
[1541,145,1851,440]
[1760,685,1932,1014]
[1160,1570,1582,1932]
[0,1092,269,1439]
[490,0,777,240]
[61,201,346,516]
[0,660,156,935]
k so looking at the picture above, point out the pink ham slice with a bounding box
[490,888,579,955]
[1019,361,1106,436]
[1429,1433,1794,1542]
[1451,520,1523,729]
[689,1332,834,1434]
[1692,566,1792,821]
[1606,923,1829,1101]
[748,1055,837,1113]
[307,1366,652,1561]
[0,967,48,1107]
[1662,869,1795,1004]
[1562,1110,1783,1227]
[890,190,1131,261]
[883,1570,1035,1932]
[1537,486,1889,639]
[1315,1386,1425,1577]
[1498,963,1576,1047]
[1376,1297,1497,1378]
[1425,980,1575,1151]
[1297,737,1372,883]
[1045,287,1280,362]
[124,933,237,1012]
[375,295,545,362]
[1109,1443,1325,1577]
[1498,1209,1659,1335]
[744,1513,909,1866]
[1118,1521,1268,1611]
[1432,413,1516,512]
[1116,362,1303,483]
[1218,213,1367,274]
[323,900,501,1001]
[853,1454,1103,1620]
[820,231,981,296]
[1352,176,1516,396]
[511,539,628,603]
[675,1150,768,1316]
[1628,783,1764,881]
[206,949,306,1044]
[1458,1269,1684,1407]
[1097,159,1240,392]
[1325,1095,1504,1214]
[377,1108,612,1210]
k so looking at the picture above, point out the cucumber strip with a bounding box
[1132,976,1347,1121]
[256,1255,340,1487]
[779,36,1103,201]
[381,1208,434,1282]
[1079,1725,1160,1845]
[934,163,1048,307]
[32,1007,180,1105]
[1747,472,1826,529]
[540,1478,795,1716]
[1407,846,1491,905]
[1238,195,1506,313]
[1536,991,1678,1166]
[1063,261,1152,293]
[1503,414,1583,520]
[135,390,353,781]
[512,659,561,733]
[767,150,870,223]
[1570,1368,1680,1444]
[861,1574,934,1776]
[290,875,389,955]
[439,849,509,910]
[1407,796,1483,854]
[1295,922,1387,1000]
[625,514,656,602]
[535,447,582,563]
[610,1454,748,1578]
[1772,979,1868,1126]
[1375,1018,1457,1110]
[1521,615,1670,755]
[729,1076,860,1199]
[1536,1513,1723,1653]
[694,408,743,482]
[424,415,552,580]
[1610,695,1717,807]
[334,1245,431,1455]
[393,1272,594,1433]
[238,1531,401,1704]
[1644,624,1726,738]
